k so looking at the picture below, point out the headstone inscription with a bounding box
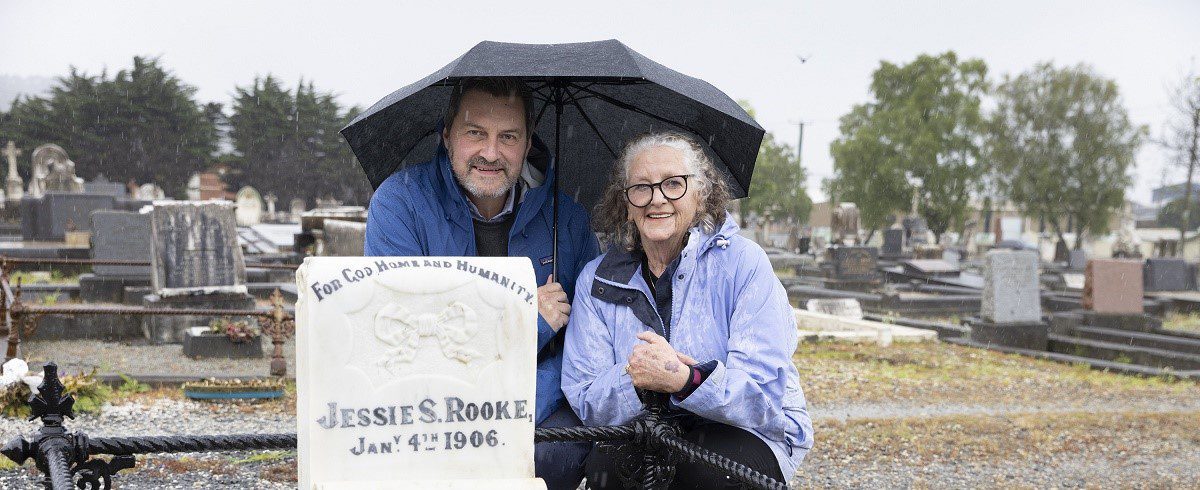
[830,246,878,281]
[149,201,246,292]
[1082,259,1143,314]
[296,256,543,489]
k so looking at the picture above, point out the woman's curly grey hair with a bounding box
[593,131,731,251]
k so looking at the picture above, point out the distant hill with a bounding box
[0,74,56,111]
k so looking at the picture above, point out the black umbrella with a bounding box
[341,39,764,275]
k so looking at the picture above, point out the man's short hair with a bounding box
[445,77,535,137]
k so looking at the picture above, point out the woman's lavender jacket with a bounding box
[562,213,813,477]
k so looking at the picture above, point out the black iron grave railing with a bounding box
[2,363,789,490]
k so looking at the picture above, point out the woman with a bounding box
[562,131,813,488]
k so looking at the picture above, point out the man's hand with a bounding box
[627,332,690,393]
[537,275,570,332]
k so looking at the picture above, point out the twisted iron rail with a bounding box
[2,363,790,489]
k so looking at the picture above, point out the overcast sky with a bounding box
[2,0,1197,204]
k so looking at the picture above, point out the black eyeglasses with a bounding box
[624,174,694,208]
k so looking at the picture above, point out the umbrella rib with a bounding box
[564,85,618,159]
[571,84,707,140]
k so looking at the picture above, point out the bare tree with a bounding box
[1164,69,1200,254]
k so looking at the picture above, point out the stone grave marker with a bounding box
[21,192,117,241]
[296,256,542,489]
[1062,273,1085,290]
[323,219,367,256]
[143,201,253,343]
[1143,258,1190,292]
[149,201,246,292]
[973,250,1045,349]
[830,246,878,281]
[805,298,863,320]
[1068,249,1087,271]
[981,250,1041,324]
[881,228,904,256]
[235,186,264,226]
[1082,259,1143,314]
[91,210,152,277]
[80,210,152,303]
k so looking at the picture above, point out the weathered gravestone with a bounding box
[296,256,543,489]
[235,186,264,226]
[20,192,117,241]
[830,246,878,281]
[1082,259,1143,315]
[323,219,367,257]
[142,201,254,343]
[805,298,864,320]
[825,246,879,292]
[881,228,904,257]
[1143,258,1191,292]
[973,250,1046,349]
[79,210,152,303]
[1067,249,1087,271]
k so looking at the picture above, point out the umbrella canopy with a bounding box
[342,39,764,209]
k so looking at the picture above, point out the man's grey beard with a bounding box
[451,149,519,199]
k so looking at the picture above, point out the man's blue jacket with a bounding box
[364,135,600,424]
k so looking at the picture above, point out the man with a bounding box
[365,77,598,489]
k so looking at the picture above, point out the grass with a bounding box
[7,270,80,285]
[231,450,293,465]
[807,410,1200,467]
[1163,312,1200,334]
[796,341,1198,406]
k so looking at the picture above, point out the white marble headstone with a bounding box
[981,250,1041,324]
[296,257,544,489]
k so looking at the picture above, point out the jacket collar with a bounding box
[594,212,741,288]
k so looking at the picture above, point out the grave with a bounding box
[322,219,367,256]
[20,192,117,241]
[1068,249,1087,271]
[971,250,1046,349]
[84,174,128,198]
[235,186,264,226]
[901,259,960,278]
[825,246,879,290]
[142,201,255,343]
[805,298,863,320]
[1083,259,1144,315]
[881,228,905,258]
[296,256,542,488]
[78,210,152,304]
[1144,258,1192,292]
